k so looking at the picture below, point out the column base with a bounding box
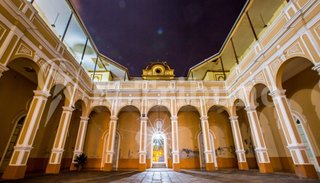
[45,164,61,174]
[103,163,113,171]
[139,163,146,171]
[2,165,27,180]
[172,163,180,171]
[70,163,77,171]
[294,164,318,179]
[206,163,215,171]
[258,163,273,173]
[238,162,249,170]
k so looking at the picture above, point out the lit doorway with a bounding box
[151,133,167,168]
[293,115,320,173]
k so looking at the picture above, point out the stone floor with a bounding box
[1,169,320,183]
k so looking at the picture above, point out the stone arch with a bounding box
[87,105,112,118]
[248,83,273,107]
[230,98,247,116]
[116,105,141,117]
[177,105,201,115]
[147,105,171,116]
[275,56,316,90]
[72,99,87,116]
[207,105,232,117]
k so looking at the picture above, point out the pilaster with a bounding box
[138,116,148,171]
[104,116,118,171]
[200,116,215,171]
[171,116,180,171]
[70,116,89,171]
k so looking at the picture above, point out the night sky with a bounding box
[72,0,247,76]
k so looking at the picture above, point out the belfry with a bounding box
[0,0,320,181]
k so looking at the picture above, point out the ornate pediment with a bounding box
[142,62,175,80]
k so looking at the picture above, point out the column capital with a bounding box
[244,105,257,112]
[287,143,307,150]
[51,148,64,153]
[200,116,208,121]
[14,145,33,151]
[110,116,118,121]
[171,116,178,121]
[0,64,8,73]
[235,149,246,154]
[269,89,286,98]
[254,147,268,153]
[33,90,51,98]
[312,63,320,75]
[80,116,90,121]
[62,106,75,112]
[229,115,239,121]
[140,116,148,121]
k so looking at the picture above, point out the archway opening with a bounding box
[116,105,140,170]
[0,58,38,173]
[83,106,110,170]
[178,105,201,169]
[277,57,320,172]
[208,105,238,169]
[147,105,171,168]
[234,99,258,169]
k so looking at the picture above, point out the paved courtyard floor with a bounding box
[1,168,319,183]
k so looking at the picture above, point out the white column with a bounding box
[72,117,89,162]
[171,116,180,171]
[138,116,148,171]
[46,106,74,174]
[2,90,51,179]
[229,116,249,170]
[104,116,118,171]
[270,89,318,178]
[245,105,273,173]
[200,116,215,171]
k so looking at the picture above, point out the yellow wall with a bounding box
[178,111,201,169]
[117,110,140,169]
[208,110,237,168]
[84,110,110,169]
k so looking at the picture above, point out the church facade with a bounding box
[0,0,319,180]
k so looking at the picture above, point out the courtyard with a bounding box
[1,169,319,183]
